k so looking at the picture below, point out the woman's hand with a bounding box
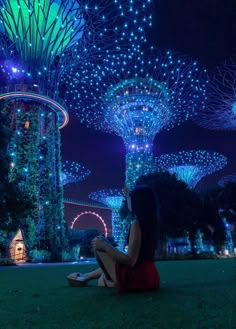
[91,236,108,251]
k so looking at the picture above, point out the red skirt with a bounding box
[115,260,160,293]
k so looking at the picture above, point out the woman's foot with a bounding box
[67,277,87,287]
[66,273,88,287]
[67,272,83,280]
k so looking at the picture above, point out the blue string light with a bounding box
[194,58,236,130]
[61,160,91,186]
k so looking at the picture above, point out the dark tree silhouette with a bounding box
[219,182,236,221]
[119,171,205,255]
[136,171,203,239]
[201,187,226,252]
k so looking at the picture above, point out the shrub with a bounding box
[0,257,16,266]
[69,228,100,258]
[61,245,81,262]
[0,230,8,255]
[29,249,51,262]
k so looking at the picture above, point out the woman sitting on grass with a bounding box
[67,185,160,293]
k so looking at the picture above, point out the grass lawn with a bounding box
[0,259,235,329]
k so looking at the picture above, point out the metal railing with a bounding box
[0,84,68,110]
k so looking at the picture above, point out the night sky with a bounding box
[61,0,236,203]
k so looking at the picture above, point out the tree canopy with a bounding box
[136,171,204,238]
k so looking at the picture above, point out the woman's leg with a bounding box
[94,250,116,283]
[67,267,102,281]
[98,273,116,287]
[67,237,117,287]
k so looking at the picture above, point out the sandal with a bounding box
[67,276,87,287]
[66,272,83,279]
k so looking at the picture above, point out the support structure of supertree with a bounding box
[155,150,227,189]
[64,47,208,188]
[194,229,204,254]
[193,59,236,130]
[61,160,91,186]
[0,0,144,258]
[4,101,68,257]
[89,189,125,248]
[223,218,234,255]
[218,174,236,188]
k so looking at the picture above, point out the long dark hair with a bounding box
[130,185,158,229]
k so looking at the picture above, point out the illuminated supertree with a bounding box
[61,160,91,186]
[218,174,236,188]
[193,59,236,130]
[0,0,152,258]
[155,150,227,189]
[64,47,208,188]
[0,1,152,91]
[89,189,125,248]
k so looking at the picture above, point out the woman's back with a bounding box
[115,185,160,292]
[130,185,159,262]
[138,220,157,261]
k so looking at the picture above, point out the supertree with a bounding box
[63,47,208,188]
[155,150,227,189]
[193,58,236,130]
[89,189,125,249]
[0,1,152,91]
[218,174,236,188]
[0,0,146,259]
[61,160,91,186]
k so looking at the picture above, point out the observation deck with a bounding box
[0,84,69,129]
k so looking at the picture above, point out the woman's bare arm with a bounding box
[101,220,141,266]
